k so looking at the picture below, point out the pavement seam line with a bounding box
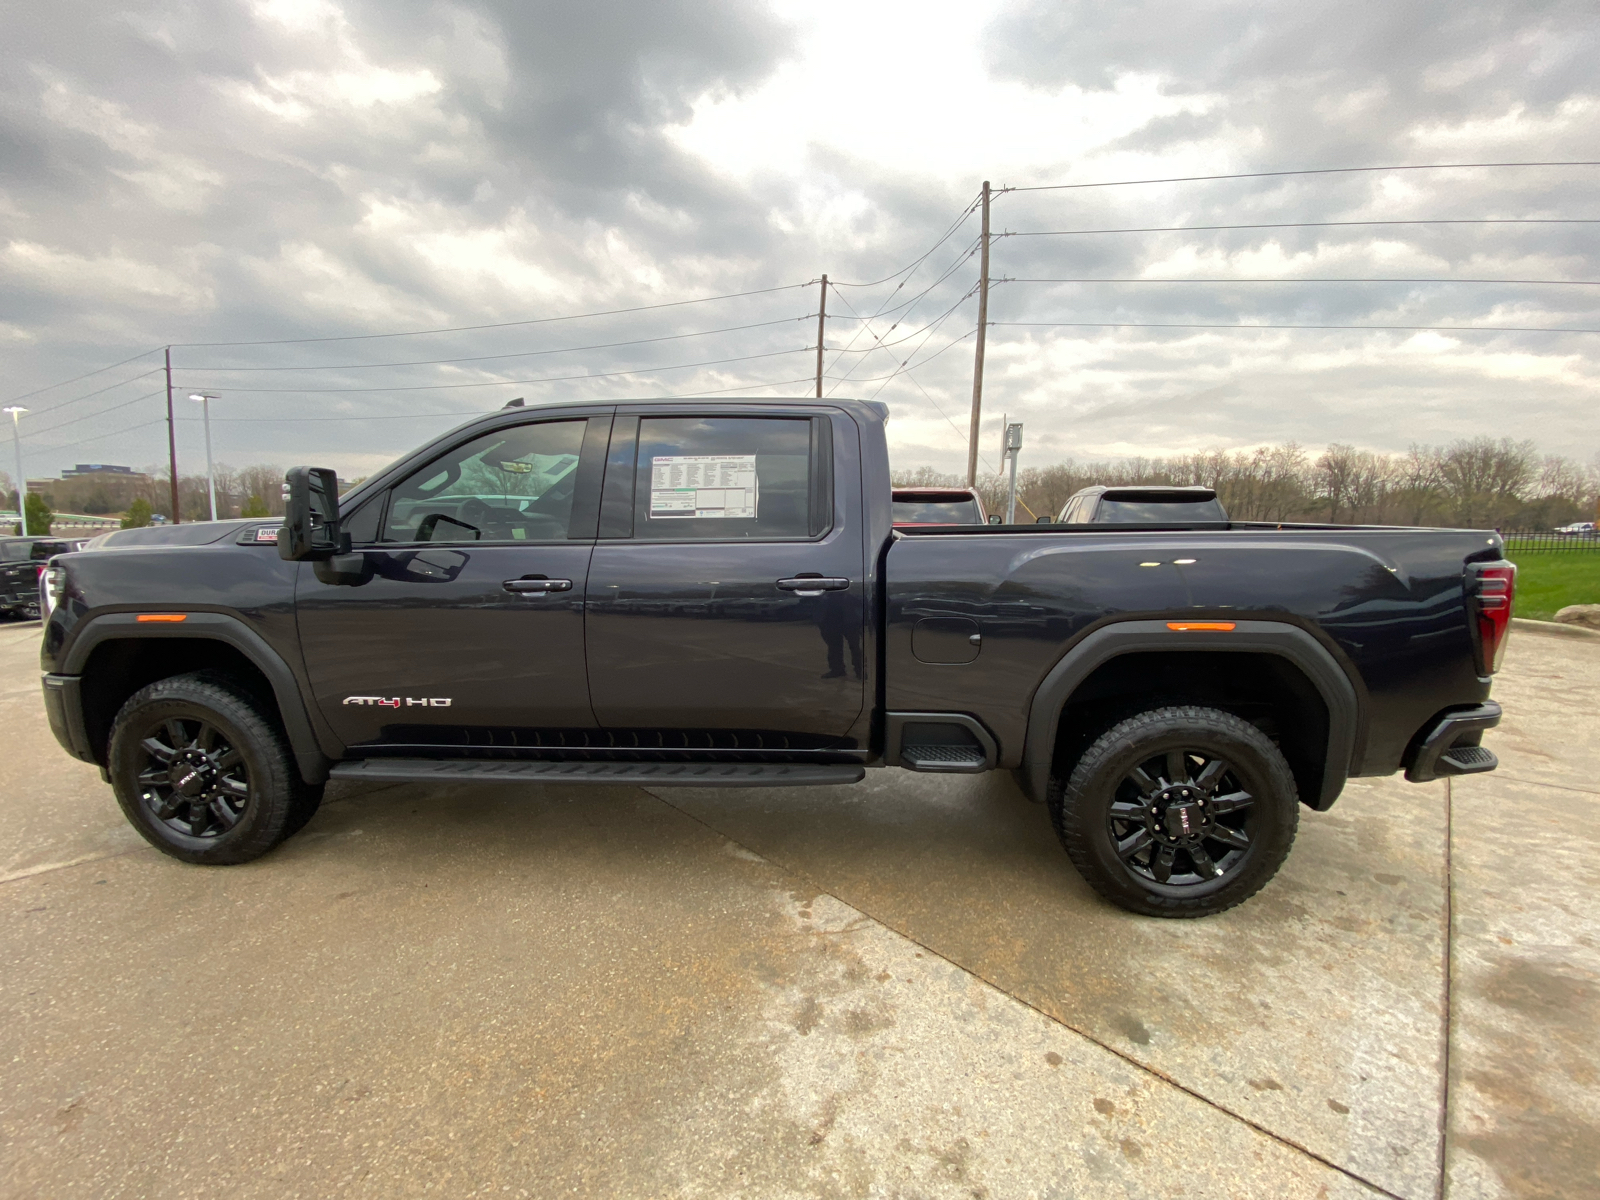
[642,786,1405,1200]
[0,846,146,885]
[1493,773,1600,797]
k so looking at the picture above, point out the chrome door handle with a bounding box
[504,577,573,593]
[776,576,850,596]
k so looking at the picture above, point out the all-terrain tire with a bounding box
[109,671,311,865]
[1049,705,1299,918]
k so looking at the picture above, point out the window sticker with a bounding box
[649,454,758,519]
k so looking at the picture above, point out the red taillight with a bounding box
[1470,562,1516,674]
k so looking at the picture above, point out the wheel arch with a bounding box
[1021,620,1360,812]
[63,613,333,785]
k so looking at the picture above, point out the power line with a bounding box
[21,369,165,419]
[828,324,978,386]
[170,283,815,348]
[828,193,982,288]
[1002,218,1600,237]
[28,416,169,455]
[1004,277,1600,286]
[822,243,981,389]
[173,347,812,394]
[181,316,813,372]
[1000,161,1600,194]
[0,347,163,408]
[22,390,164,441]
[170,374,826,422]
[991,321,1600,334]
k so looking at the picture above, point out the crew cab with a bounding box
[36,398,1513,916]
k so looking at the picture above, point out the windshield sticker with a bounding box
[649,454,758,519]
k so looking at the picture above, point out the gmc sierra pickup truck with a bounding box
[37,398,1513,916]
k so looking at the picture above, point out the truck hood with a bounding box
[86,520,258,549]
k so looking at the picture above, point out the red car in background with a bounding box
[891,486,989,527]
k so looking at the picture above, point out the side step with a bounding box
[330,758,866,788]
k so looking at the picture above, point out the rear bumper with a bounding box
[1404,702,1501,783]
[41,674,96,764]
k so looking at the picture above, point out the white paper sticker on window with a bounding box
[650,454,759,519]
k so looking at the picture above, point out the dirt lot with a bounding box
[0,618,1595,1199]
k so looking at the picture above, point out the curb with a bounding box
[1511,617,1600,641]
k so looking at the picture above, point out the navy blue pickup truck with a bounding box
[37,398,1513,916]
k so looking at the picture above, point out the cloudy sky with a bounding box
[2,0,1597,484]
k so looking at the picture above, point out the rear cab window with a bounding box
[1096,498,1227,523]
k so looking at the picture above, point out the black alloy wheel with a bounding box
[135,715,252,840]
[1110,748,1256,887]
[109,671,314,864]
[1050,706,1299,917]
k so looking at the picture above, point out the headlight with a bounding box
[41,564,66,618]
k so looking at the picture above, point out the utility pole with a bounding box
[965,181,991,487]
[815,274,828,398]
[189,393,219,520]
[3,406,27,536]
[164,346,180,524]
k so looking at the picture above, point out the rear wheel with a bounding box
[109,672,311,865]
[1049,706,1299,917]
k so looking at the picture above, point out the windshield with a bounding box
[1096,499,1227,523]
[893,499,982,524]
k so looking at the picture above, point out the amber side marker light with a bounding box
[1167,621,1236,632]
[136,613,188,623]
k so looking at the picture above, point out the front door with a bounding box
[297,413,610,748]
[583,410,865,742]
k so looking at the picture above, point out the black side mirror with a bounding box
[1036,516,1052,524]
[279,466,344,561]
[987,514,1003,525]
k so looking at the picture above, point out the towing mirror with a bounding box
[279,467,344,561]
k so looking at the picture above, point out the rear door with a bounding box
[296,411,611,748]
[583,408,865,741]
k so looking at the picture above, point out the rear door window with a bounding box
[631,416,816,541]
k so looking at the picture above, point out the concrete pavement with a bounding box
[0,618,1595,1198]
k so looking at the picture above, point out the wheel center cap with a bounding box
[168,752,212,797]
[1153,785,1206,841]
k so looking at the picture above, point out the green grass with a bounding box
[1504,552,1600,621]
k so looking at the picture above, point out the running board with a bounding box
[330,758,866,788]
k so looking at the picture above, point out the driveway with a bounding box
[0,618,1594,1198]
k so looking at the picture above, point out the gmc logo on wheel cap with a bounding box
[343,696,452,708]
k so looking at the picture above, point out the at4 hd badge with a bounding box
[343,695,453,708]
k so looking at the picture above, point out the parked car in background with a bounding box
[1055,485,1229,525]
[1554,521,1597,537]
[1,536,72,620]
[892,486,989,527]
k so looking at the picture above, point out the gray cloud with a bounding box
[1,0,1596,487]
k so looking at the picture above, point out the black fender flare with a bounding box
[60,612,335,785]
[1020,619,1360,811]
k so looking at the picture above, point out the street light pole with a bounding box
[2,406,27,536]
[189,393,219,521]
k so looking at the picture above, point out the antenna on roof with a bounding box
[503,397,525,408]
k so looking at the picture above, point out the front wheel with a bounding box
[1049,706,1299,917]
[109,671,310,865]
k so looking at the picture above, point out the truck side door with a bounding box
[296,412,610,748]
[583,409,865,743]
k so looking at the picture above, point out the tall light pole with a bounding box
[3,406,27,536]
[188,393,219,521]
